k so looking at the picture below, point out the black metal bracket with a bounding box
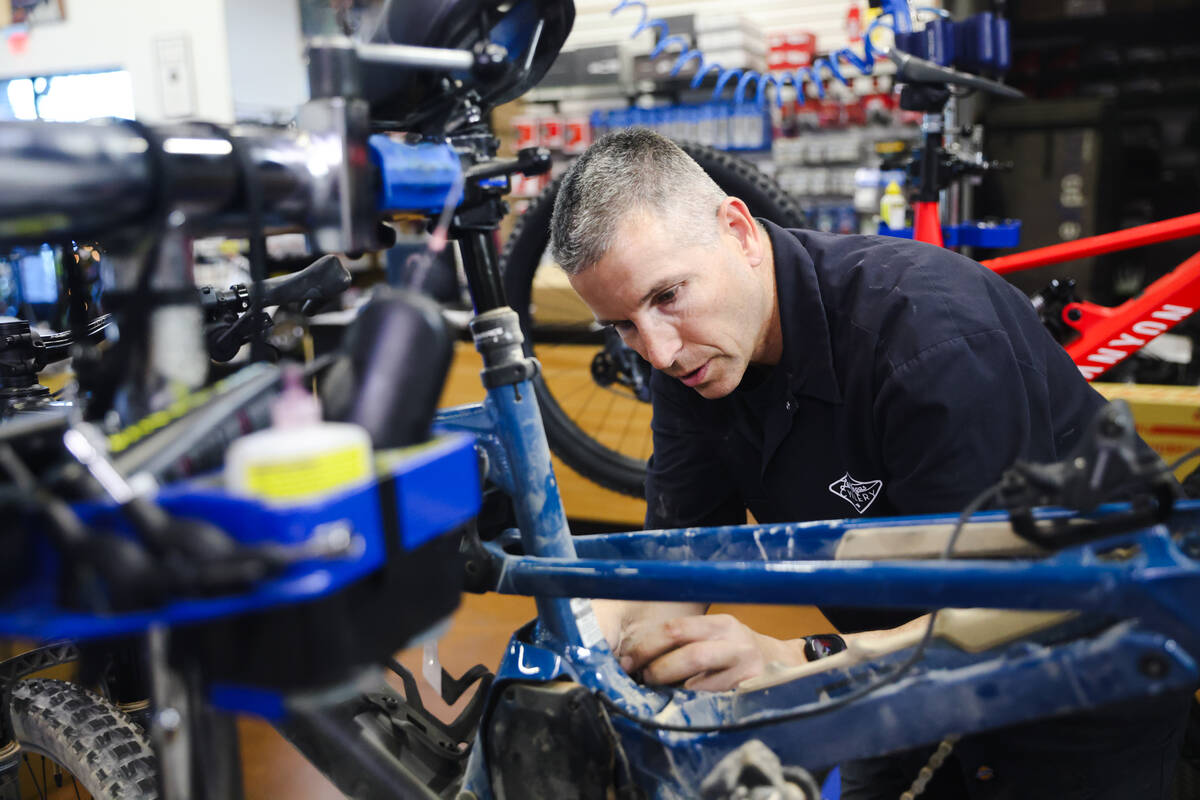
[1000,400,1178,550]
[484,680,641,800]
[383,657,494,748]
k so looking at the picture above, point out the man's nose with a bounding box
[639,322,680,371]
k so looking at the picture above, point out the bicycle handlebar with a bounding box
[0,121,156,243]
[0,118,467,257]
[37,315,112,364]
[887,48,1025,99]
[0,120,307,246]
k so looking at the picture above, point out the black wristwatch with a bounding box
[802,634,847,662]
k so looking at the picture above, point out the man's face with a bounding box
[567,205,771,400]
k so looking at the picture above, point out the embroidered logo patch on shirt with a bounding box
[828,473,883,514]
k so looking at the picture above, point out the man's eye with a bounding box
[656,288,678,305]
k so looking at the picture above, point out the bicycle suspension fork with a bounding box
[452,172,597,649]
[147,626,244,800]
[469,308,593,648]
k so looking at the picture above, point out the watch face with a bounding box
[805,634,847,661]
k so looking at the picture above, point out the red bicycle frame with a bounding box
[977,212,1200,381]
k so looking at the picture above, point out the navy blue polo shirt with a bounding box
[644,220,1108,628]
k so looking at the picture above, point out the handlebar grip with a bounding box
[259,255,353,311]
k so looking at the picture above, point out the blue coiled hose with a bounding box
[609,0,907,105]
[609,0,918,106]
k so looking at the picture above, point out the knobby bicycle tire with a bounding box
[501,142,806,498]
[10,677,160,798]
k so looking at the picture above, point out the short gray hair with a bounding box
[549,128,727,275]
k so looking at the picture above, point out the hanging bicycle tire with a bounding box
[501,141,807,498]
[10,678,160,799]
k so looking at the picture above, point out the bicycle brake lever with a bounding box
[259,254,352,310]
[464,146,552,182]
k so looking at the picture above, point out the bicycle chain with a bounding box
[900,735,960,800]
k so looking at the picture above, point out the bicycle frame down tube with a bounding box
[1062,250,1200,380]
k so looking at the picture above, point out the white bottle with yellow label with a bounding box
[880,180,908,231]
[225,366,373,504]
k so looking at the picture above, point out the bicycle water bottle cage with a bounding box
[360,0,573,134]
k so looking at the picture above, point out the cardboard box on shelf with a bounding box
[538,116,565,150]
[1093,382,1200,478]
[632,52,700,83]
[695,13,762,37]
[697,28,766,55]
[538,49,579,88]
[512,115,539,149]
[575,45,622,85]
[563,116,592,154]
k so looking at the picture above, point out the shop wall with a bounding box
[0,0,234,123]
[224,0,308,123]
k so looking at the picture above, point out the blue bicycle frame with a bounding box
[432,322,1200,796]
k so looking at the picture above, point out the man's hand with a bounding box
[592,601,934,693]
[590,599,706,653]
[615,613,805,691]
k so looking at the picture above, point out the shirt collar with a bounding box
[761,218,842,404]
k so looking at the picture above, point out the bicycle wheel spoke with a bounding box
[23,754,48,800]
[550,376,601,405]
[616,397,639,454]
[538,356,594,383]
[596,390,618,449]
[570,381,603,431]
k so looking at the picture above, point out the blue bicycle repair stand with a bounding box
[878,220,1022,248]
[0,434,480,644]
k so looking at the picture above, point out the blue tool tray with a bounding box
[0,433,480,642]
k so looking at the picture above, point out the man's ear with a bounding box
[718,197,764,265]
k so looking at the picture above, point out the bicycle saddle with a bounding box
[362,0,574,132]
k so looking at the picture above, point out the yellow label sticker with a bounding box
[243,446,370,501]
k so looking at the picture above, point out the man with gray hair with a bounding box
[552,127,1188,799]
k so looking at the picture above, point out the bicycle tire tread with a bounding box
[11,677,160,799]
